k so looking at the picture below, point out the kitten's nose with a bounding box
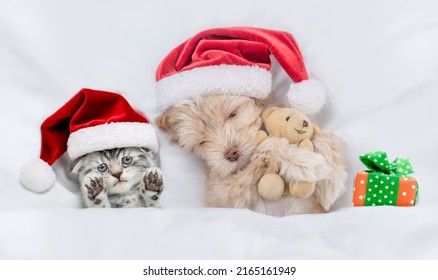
[112,171,122,179]
[224,147,239,162]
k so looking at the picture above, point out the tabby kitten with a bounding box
[71,147,163,208]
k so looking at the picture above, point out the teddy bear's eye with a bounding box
[286,116,290,121]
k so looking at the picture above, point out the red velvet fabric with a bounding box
[156,27,308,83]
[40,88,148,165]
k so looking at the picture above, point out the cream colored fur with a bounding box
[156,94,347,216]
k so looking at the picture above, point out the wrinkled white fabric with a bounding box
[1,0,437,259]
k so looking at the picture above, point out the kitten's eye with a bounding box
[97,163,108,173]
[121,156,133,166]
[228,109,237,119]
[198,141,206,146]
[286,116,290,121]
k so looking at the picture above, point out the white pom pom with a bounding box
[20,159,56,193]
[288,78,326,115]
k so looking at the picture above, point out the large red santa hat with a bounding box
[156,27,326,115]
[20,88,159,193]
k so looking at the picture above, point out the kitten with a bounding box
[71,147,163,208]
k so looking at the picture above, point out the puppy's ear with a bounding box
[254,97,267,108]
[155,110,172,131]
[261,107,278,123]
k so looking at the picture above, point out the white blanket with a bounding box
[1,0,437,259]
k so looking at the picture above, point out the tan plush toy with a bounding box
[256,107,320,201]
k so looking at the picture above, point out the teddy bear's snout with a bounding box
[302,120,309,128]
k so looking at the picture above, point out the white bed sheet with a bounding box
[1,0,438,259]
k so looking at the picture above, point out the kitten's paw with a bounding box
[143,167,163,193]
[85,177,104,203]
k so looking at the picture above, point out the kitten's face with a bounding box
[72,147,154,194]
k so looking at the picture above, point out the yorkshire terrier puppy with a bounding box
[156,94,347,216]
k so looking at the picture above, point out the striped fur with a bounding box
[71,147,163,208]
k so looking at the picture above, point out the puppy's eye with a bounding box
[286,116,291,121]
[97,163,108,173]
[121,156,133,166]
[228,110,237,119]
[199,141,206,146]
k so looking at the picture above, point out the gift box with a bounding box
[353,151,419,206]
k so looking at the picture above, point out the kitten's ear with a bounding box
[139,147,152,154]
[70,157,85,174]
[155,110,172,131]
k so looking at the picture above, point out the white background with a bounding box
[1,0,437,259]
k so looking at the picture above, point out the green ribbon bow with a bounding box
[359,150,414,176]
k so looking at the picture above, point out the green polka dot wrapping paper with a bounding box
[353,151,419,206]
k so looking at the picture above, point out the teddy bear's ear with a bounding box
[261,107,278,122]
[313,124,321,135]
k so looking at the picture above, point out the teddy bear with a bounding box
[256,107,320,201]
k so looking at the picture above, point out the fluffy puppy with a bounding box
[156,94,347,216]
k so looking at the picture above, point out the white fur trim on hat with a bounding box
[156,65,272,111]
[288,78,326,115]
[67,122,159,160]
[20,158,56,193]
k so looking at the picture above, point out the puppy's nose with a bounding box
[224,147,239,162]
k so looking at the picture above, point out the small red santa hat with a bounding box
[20,88,159,193]
[156,27,326,115]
